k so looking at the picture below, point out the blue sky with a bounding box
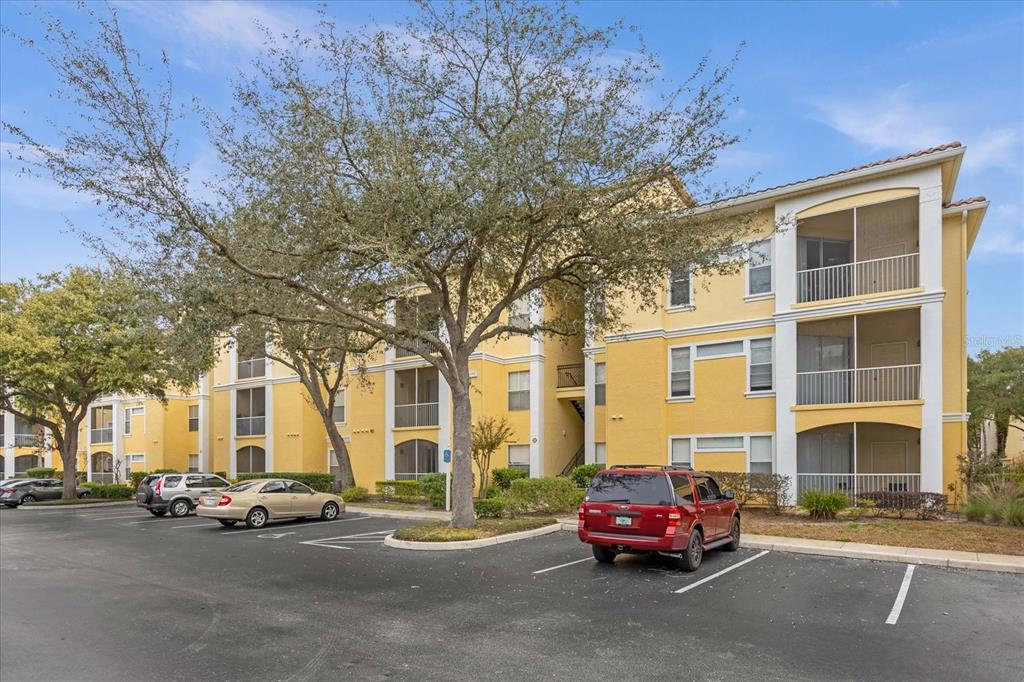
[1,1,1022,352]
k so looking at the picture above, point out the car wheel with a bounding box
[592,544,617,564]
[320,501,340,521]
[724,517,741,552]
[245,507,268,529]
[149,509,167,517]
[78,491,91,499]
[218,519,238,527]
[169,499,192,518]
[21,495,37,504]
[678,529,703,572]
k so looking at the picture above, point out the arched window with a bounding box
[236,446,266,474]
[394,440,438,481]
[91,451,114,484]
[14,455,43,476]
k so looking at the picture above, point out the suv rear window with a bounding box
[586,473,674,505]
[162,475,183,488]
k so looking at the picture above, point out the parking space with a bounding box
[2,505,1022,681]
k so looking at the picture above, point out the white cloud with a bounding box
[0,142,89,211]
[962,128,1022,173]
[972,203,1024,257]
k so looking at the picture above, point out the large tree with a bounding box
[0,268,197,498]
[968,347,1024,456]
[7,1,760,526]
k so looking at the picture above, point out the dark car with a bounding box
[577,465,740,571]
[136,473,230,517]
[1,479,92,507]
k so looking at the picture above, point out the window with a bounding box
[14,455,42,477]
[395,368,438,427]
[670,474,695,504]
[669,347,691,398]
[187,454,200,473]
[288,481,314,494]
[124,454,145,480]
[162,475,183,488]
[236,339,266,380]
[14,416,42,447]
[206,475,228,487]
[236,388,266,436]
[236,445,266,474]
[750,436,773,474]
[696,436,744,450]
[90,451,114,484]
[188,405,200,432]
[123,406,144,436]
[594,363,606,406]
[394,439,438,480]
[185,475,206,489]
[332,389,346,424]
[692,475,723,501]
[395,293,441,358]
[594,442,606,465]
[508,370,530,411]
[508,297,530,329]
[747,239,772,295]
[749,338,773,392]
[696,341,744,358]
[90,406,113,444]
[670,438,691,467]
[260,480,287,493]
[508,444,531,476]
[586,473,673,505]
[668,268,691,308]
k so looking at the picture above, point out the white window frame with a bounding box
[507,370,530,411]
[748,435,775,474]
[123,406,144,436]
[188,404,200,432]
[667,433,775,474]
[695,341,745,360]
[667,344,694,401]
[745,337,775,395]
[508,297,531,330]
[669,437,692,468]
[744,237,774,301]
[187,454,200,473]
[666,267,694,311]
[507,444,531,474]
[124,453,146,479]
[332,388,347,425]
[594,362,606,406]
[594,442,607,465]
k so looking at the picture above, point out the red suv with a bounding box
[577,465,740,571]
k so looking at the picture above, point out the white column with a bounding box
[229,390,237,478]
[438,374,451,476]
[384,369,395,480]
[529,295,545,478]
[919,180,944,291]
[775,318,798,502]
[775,210,798,310]
[920,300,944,492]
[2,411,14,479]
[197,374,211,473]
[112,399,124,482]
[584,353,596,465]
[264,384,274,472]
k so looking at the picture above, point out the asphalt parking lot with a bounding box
[2,504,1023,681]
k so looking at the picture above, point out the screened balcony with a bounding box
[395,367,439,427]
[796,196,919,303]
[797,423,921,499]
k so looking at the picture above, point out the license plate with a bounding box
[614,516,632,527]
[203,496,219,506]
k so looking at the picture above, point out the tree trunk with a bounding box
[477,452,491,497]
[450,387,476,529]
[326,427,356,490]
[60,427,80,500]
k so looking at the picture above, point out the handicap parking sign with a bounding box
[443,449,451,463]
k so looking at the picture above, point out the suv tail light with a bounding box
[577,504,585,520]
[666,507,683,527]
[218,495,232,507]
[154,478,162,496]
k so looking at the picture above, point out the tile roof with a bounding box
[943,196,987,208]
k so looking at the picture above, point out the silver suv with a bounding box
[136,473,230,517]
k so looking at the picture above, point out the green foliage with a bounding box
[375,480,420,500]
[956,451,1005,493]
[236,472,334,492]
[153,468,178,474]
[855,491,948,520]
[26,467,56,479]
[964,497,990,522]
[418,473,447,508]
[965,481,1024,526]
[798,490,849,520]
[506,477,581,515]
[340,486,369,503]
[129,471,149,488]
[482,485,502,499]
[967,347,1024,456]
[491,468,528,491]
[473,497,507,518]
[82,484,134,499]
[704,471,792,513]
[569,463,602,489]
[472,416,515,495]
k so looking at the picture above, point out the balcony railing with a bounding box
[395,402,439,428]
[90,428,114,444]
[556,363,585,388]
[797,364,920,405]
[395,339,436,359]
[235,417,266,437]
[797,473,921,500]
[14,433,40,447]
[797,253,919,303]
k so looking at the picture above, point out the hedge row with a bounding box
[81,483,134,499]
[374,480,420,499]
[26,467,57,479]
[856,491,947,519]
[475,477,584,518]
[236,472,334,492]
[704,471,792,514]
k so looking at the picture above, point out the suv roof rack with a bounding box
[608,464,692,471]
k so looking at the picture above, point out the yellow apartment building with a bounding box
[1,411,50,478]
[584,142,986,502]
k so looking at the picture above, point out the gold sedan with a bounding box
[196,479,344,529]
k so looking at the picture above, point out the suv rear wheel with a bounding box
[678,529,703,572]
[592,545,617,564]
[724,517,740,552]
[169,499,192,518]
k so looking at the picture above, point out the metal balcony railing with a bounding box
[395,402,439,428]
[90,428,114,444]
[14,433,40,447]
[797,473,921,500]
[796,364,920,405]
[797,253,919,303]
[556,363,585,388]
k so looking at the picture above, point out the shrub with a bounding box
[856,491,948,520]
[82,484,134,499]
[705,471,791,513]
[340,486,369,503]
[213,471,228,480]
[129,471,150,488]
[569,463,602,489]
[799,490,848,520]
[26,467,57,478]
[964,481,1024,526]
[374,480,420,500]
[473,497,507,518]
[418,473,447,508]
[153,468,178,474]
[482,485,502,499]
[964,497,990,522]
[491,467,528,491]
[506,477,580,515]
[236,472,334,492]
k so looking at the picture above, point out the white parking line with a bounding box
[532,557,593,575]
[84,514,147,521]
[299,528,394,550]
[220,516,370,535]
[170,522,222,529]
[885,564,915,625]
[673,550,770,594]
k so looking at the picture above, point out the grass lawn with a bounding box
[393,517,557,542]
[743,509,1024,556]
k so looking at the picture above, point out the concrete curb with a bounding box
[740,534,1024,574]
[346,505,451,521]
[384,523,563,551]
[13,501,135,511]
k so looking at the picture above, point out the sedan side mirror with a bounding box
[723,490,735,500]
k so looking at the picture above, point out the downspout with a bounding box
[960,210,969,458]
